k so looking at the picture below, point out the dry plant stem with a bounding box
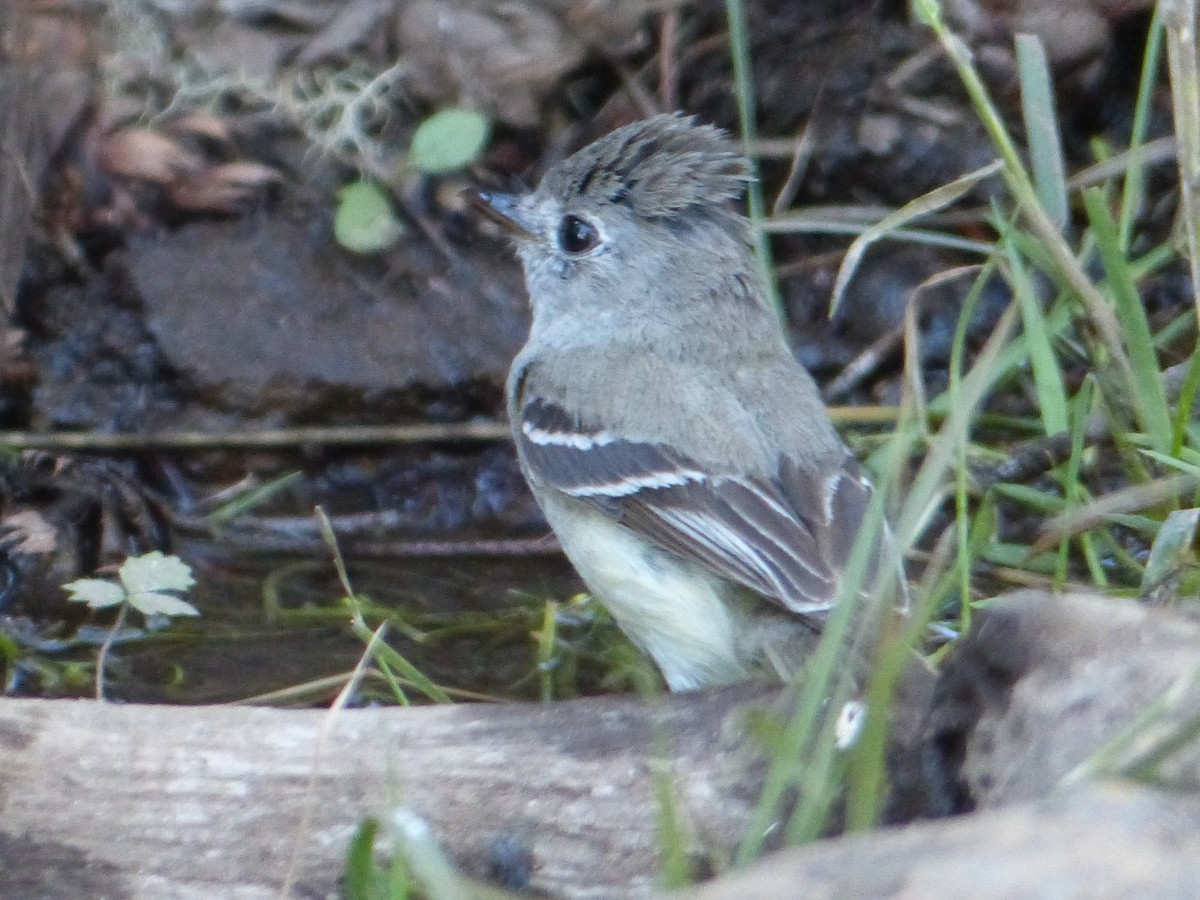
[0,409,902,453]
[903,287,929,428]
[0,422,512,451]
[973,419,1114,491]
[392,193,458,265]
[771,111,820,215]
[1033,471,1200,555]
[658,9,680,109]
[279,622,390,900]
[1163,0,1200,315]
[827,162,1003,314]
[1009,159,1135,391]
[612,60,661,119]
[231,673,503,707]
[0,33,47,317]
[175,511,561,558]
[914,521,958,599]
[822,322,905,402]
[896,301,1020,547]
[903,547,1086,592]
[1066,136,1177,193]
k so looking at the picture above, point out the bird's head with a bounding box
[476,114,756,327]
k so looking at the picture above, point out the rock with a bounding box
[929,590,1200,807]
[127,211,528,419]
[676,782,1200,900]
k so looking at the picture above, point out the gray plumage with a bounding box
[539,114,752,221]
[481,113,891,690]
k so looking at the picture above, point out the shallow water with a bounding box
[8,547,636,706]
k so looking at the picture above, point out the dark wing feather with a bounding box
[518,398,873,614]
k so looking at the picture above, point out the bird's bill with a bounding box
[470,191,538,240]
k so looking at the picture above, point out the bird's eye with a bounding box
[557,215,601,254]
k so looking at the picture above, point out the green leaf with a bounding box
[128,590,200,618]
[408,108,490,174]
[1142,508,1200,594]
[120,551,195,595]
[63,578,126,608]
[334,181,404,254]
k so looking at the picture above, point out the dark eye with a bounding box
[557,215,601,254]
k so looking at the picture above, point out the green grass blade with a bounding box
[206,471,304,524]
[1119,5,1164,251]
[724,0,780,319]
[992,482,1068,514]
[998,227,1069,436]
[1172,345,1200,456]
[948,259,1000,633]
[1015,34,1068,230]
[828,161,1002,315]
[1062,377,1107,588]
[1082,186,1173,454]
[344,817,395,900]
[737,490,893,862]
[1140,448,1200,478]
[763,215,996,256]
[916,0,1136,393]
[652,749,692,889]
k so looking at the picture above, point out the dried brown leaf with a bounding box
[167,114,235,147]
[1,509,59,555]
[166,162,282,212]
[96,129,203,184]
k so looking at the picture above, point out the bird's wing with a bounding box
[517,397,873,614]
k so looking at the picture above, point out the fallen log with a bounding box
[0,685,779,899]
[4,592,1199,899]
[678,781,1200,900]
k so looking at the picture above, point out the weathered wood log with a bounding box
[675,591,1200,899]
[0,686,779,899]
[678,782,1200,900]
[930,590,1200,807]
[5,592,1197,899]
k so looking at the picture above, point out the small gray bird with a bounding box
[479,113,888,691]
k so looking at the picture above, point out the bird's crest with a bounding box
[543,113,752,220]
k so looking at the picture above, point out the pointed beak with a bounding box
[470,190,538,240]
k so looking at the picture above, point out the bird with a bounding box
[477,112,897,691]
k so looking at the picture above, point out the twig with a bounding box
[972,420,1114,491]
[1032,472,1200,557]
[822,323,905,402]
[0,409,899,453]
[771,113,819,215]
[0,421,512,451]
[174,509,561,558]
[658,8,680,110]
